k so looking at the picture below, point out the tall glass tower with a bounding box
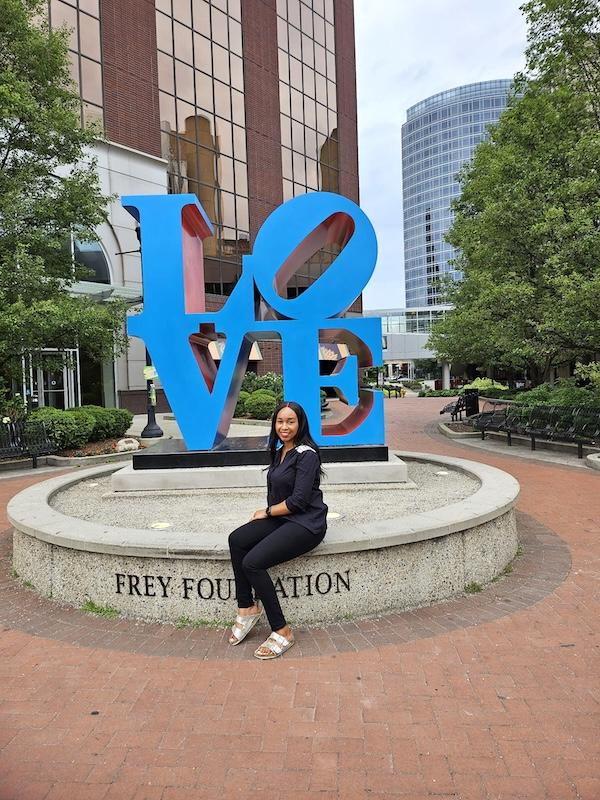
[402,80,512,307]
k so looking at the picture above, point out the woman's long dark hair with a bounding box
[268,401,325,477]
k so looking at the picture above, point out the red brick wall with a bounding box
[100,0,162,157]
[241,0,283,244]
[257,341,282,376]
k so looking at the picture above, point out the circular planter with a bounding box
[586,453,600,472]
[9,452,519,625]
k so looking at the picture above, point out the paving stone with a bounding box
[0,397,598,800]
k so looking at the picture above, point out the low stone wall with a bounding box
[9,453,520,625]
[587,453,600,472]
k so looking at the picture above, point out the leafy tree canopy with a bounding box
[0,0,127,380]
[428,0,600,384]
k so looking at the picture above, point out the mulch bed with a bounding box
[58,438,147,458]
[443,421,476,433]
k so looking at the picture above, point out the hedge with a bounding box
[403,380,424,391]
[244,391,277,419]
[82,405,133,440]
[28,406,133,450]
[235,390,250,417]
[241,372,284,401]
[514,381,600,408]
[29,407,95,450]
[418,389,459,398]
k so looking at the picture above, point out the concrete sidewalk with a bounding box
[0,396,598,800]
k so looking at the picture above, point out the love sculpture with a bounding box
[123,191,384,451]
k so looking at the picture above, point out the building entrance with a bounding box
[22,349,81,410]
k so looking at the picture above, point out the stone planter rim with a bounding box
[8,452,519,560]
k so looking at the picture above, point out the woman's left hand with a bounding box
[251,508,268,520]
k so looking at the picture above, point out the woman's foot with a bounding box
[228,604,263,645]
[238,604,260,616]
[254,625,294,659]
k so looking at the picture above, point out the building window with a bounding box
[48,0,104,129]
[74,239,111,284]
[276,0,339,299]
[156,0,249,296]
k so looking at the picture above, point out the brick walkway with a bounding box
[0,397,598,800]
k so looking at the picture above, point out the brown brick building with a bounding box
[47,0,360,411]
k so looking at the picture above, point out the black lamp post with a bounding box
[120,223,162,439]
[141,348,163,438]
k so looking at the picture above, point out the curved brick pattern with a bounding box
[0,509,566,658]
[0,397,598,800]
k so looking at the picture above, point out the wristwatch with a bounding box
[266,506,272,517]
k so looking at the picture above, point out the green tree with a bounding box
[428,0,600,384]
[523,0,600,124]
[0,0,127,383]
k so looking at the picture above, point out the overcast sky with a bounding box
[355,0,529,310]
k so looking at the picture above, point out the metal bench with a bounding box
[467,401,600,458]
[552,407,600,458]
[0,422,23,462]
[0,421,58,468]
[508,405,599,458]
[471,407,508,440]
[440,396,465,421]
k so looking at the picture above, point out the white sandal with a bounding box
[229,605,263,645]
[254,631,295,660]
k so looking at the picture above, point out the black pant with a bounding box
[228,518,325,631]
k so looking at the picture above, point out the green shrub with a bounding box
[241,372,259,393]
[462,377,509,392]
[403,380,424,391]
[82,405,133,439]
[245,391,277,419]
[517,380,600,408]
[235,390,250,417]
[80,405,113,440]
[254,372,283,397]
[418,389,458,398]
[478,387,523,399]
[28,407,93,449]
[108,408,134,437]
[64,407,96,439]
[249,389,276,400]
[575,361,600,390]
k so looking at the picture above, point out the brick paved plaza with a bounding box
[0,396,598,800]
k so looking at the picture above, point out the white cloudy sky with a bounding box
[355,0,529,310]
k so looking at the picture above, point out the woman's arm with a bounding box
[251,450,319,520]
[251,500,290,520]
[285,450,319,513]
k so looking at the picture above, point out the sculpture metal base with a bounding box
[132,437,389,470]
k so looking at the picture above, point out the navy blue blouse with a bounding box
[267,445,328,535]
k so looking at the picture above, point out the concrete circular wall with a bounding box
[9,453,519,625]
[586,453,600,472]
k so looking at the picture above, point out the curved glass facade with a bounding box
[402,80,512,307]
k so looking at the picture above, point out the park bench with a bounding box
[0,421,58,468]
[470,403,600,458]
[528,406,600,458]
[471,406,508,439]
[440,395,465,421]
[383,385,404,399]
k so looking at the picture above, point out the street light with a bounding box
[141,347,163,438]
